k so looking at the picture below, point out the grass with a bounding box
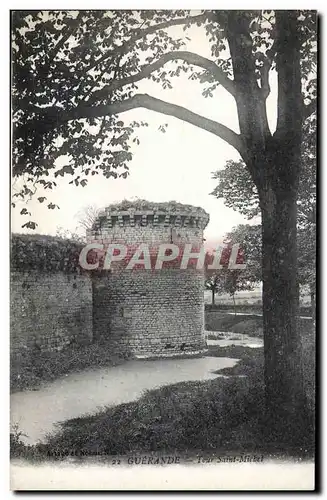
[210,344,263,361]
[204,302,313,317]
[205,313,313,339]
[11,355,266,459]
[205,313,264,337]
[10,340,129,392]
[11,344,314,462]
[11,309,315,461]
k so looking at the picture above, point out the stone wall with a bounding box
[10,269,93,358]
[10,203,211,361]
[93,269,206,358]
[90,201,210,358]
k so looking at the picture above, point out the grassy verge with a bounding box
[11,345,314,461]
[205,303,313,317]
[11,341,129,392]
[205,313,263,337]
[205,313,313,339]
[209,345,264,377]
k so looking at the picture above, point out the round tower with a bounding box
[89,201,210,358]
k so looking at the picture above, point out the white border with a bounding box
[3,3,323,497]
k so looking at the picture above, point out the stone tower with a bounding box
[89,201,210,358]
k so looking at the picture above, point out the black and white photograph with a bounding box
[10,8,317,491]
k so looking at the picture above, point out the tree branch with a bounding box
[87,50,236,105]
[15,93,246,169]
[130,94,243,153]
[47,12,84,65]
[86,13,213,73]
[82,52,124,104]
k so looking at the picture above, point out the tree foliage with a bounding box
[224,224,262,284]
[211,160,261,220]
[211,112,316,291]
[12,10,211,219]
[12,10,316,226]
[12,9,317,430]
[205,225,262,305]
[211,113,316,227]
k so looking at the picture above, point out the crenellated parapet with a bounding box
[91,202,209,234]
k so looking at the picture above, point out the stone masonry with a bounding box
[90,201,210,358]
[10,269,93,358]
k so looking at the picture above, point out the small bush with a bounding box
[206,332,226,340]
[10,424,28,458]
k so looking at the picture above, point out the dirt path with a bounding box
[11,356,238,445]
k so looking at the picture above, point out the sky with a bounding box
[11,16,277,243]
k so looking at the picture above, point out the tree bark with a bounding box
[211,288,215,306]
[260,169,310,443]
[310,283,316,323]
[232,293,236,317]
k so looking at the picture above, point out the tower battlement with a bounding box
[91,201,209,233]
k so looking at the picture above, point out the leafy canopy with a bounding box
[210,112,316,290]
[12,10,317,228]
[211,113,316,227]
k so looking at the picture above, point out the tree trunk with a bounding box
[226,10,313,449]
[310,283,316,323]
[211,288,215,306]
[232,293,236,317]
[260,182,311,444]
